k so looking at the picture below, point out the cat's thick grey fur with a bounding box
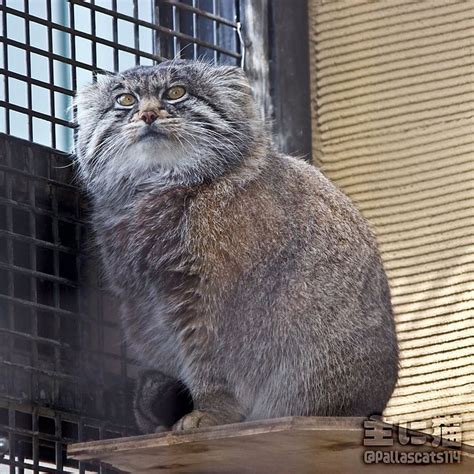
[75,60,398,432]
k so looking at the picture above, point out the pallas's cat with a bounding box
[75,61,398,432]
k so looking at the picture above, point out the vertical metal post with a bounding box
[239,0,272,123]
[240,0,312,159]
[268,0,312,160]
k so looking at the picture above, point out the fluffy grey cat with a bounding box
[75,60,398,432]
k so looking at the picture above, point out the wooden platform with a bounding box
[69,417,474,473]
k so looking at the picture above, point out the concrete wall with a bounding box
[309,0,474,445]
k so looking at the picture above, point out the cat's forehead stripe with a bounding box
[115,66,186,92]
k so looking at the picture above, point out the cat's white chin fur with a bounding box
[85,138,194,196]
[129,138,191,171]
[113,139,191,179]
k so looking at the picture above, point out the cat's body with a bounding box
[75,61,398,431]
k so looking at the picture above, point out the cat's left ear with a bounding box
[215,65,251,91]
[216,65,247,79]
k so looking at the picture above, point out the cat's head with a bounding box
[75,60,264,190]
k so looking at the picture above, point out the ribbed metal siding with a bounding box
[310,0,474,444]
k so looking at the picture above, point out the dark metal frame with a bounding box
[0,0,242,151]
[0,133,136,473]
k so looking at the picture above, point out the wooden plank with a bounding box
[68,417,474,473]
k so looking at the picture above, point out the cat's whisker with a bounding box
[53,161,76,169]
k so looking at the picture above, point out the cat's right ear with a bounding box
[74,74,117,129]
[95,72,117,88]
[216,65,247,80]
[214,65,252,95]
[76,73,117,97]
[74,74,117,109]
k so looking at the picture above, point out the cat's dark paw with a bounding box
[134,370,193,433]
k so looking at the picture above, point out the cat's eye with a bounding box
[116,93,136,107]
[164,86,187,101]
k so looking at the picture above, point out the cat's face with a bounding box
[75,60,260,188]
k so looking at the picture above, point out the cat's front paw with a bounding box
[172,410,222,431]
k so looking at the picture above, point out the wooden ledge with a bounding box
[69,416,473,473]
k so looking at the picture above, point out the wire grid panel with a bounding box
[0,134,137,473]
[0,0,242,152]
[0,0,242,472]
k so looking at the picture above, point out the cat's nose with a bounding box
[139,110,158,125]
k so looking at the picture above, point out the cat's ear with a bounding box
[85,72,119,93]
[216,65,247,79]
[77,73,116,95]
[75,73,118,107]
[95,72,117,87]
[74,73,118,121]
[214,65,251,92]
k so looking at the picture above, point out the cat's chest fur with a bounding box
[94,185,202,366]
[97,186,195,291]
[93,177,275,376]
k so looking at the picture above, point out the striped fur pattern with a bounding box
[75,60,398,432]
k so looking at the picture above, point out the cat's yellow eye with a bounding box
[165,86,187,101]
[116,93,136,107]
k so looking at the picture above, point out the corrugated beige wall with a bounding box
[309,0,474,445]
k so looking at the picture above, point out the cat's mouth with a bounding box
[135,126,167,143]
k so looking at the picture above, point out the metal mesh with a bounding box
[0,133,136,473]
[0,0,242,152]
[0,1,242,472]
